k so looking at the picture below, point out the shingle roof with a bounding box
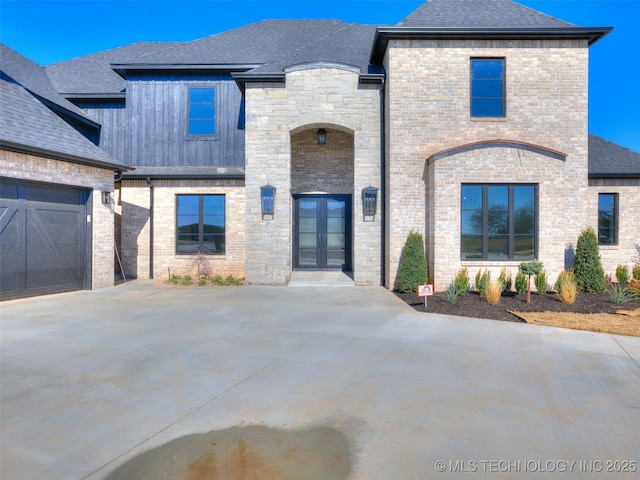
[1,44,97,122]
[45,42,179,96]
[588,134,640,178]
[398,0,575,28]
[1,44,126,170]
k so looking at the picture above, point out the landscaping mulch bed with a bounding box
[394,290,640,323]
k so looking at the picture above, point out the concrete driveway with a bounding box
[1,281,639,479]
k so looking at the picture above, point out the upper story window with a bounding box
[470,58,505,118]
[461,184,537,260]
[188,87,216,136]
[598,193,618,245]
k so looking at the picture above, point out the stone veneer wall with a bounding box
[588,178,640,277]
[385,39,590,290]
[1,149,115,289]
[244,67,382,285]
[118,178,245,281]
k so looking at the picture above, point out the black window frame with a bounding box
[187,86,217,137]
[470,58,506,118]
[175,194,225,255]
[597,193,618,245]
[461,184,538,261]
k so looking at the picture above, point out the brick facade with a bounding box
[385,40,590,290]
[117,179,245,281]
[244,67,382,285]
[1,149,115,289]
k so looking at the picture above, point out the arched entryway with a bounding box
[291,126,354,271]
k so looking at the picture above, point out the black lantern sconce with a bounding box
[101,191,111,205]
[362,186,379,220]
[260,185,276,218]
[316,128,327,145]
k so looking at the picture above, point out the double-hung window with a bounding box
[470,58,505,117]
[176,194,225,255]
[188,87,216,135]
[461,184,537,260]
[598,193,618,245]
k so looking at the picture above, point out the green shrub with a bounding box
[475,268,490,298]
[615,264,630,285]
[535,270,548,296]
[633,263,640,281]
[607,283,634,305]
[440,282,462,304]
[453,267,470,296]
[169,274,180,285]
[498,267,512,293]
[181,275,193,286]
[515,271,528,295]
[555,270,578,304]
[397,231,428,293]
[573,227,606,293]
[198,278,208,286]
[629,279,640,298]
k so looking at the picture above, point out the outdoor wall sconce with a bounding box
[362,186,379,219]
[260,185,276,218]
[101,191,111,205]
[316,128,327,145]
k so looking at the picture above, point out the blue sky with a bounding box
[2,0,639,152]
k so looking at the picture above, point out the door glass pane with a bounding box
[298,199,318,267]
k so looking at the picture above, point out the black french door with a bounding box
[293,195,351,270]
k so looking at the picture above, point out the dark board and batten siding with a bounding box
[127,73,245,168]
[75,99,128,162]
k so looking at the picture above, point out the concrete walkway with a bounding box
[1,281,639,479]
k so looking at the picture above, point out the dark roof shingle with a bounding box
[398,0,575,28]
[588,134,640,178]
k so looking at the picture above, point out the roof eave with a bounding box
[370,27,613,64]
[589,172,640,179]
[0,140,132,172]
[112,63,259,78]
[61,93,127,100]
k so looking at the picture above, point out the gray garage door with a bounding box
[1,179,90,300]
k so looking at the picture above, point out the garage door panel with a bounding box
[1,179,89,300]
[0,203,20,295]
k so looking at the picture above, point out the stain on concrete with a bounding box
[105,425,351,479]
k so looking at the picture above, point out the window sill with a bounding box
[598,244,619,250]
[461,260,525,266]
[470,117,507,122]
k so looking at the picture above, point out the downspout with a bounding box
[146,177,154,280]
[379,78,386,288]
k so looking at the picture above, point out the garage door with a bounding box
[1,179,90,300]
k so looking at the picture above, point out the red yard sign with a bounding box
[418,284,434,297]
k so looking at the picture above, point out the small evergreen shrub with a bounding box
[440,282,462,304]
[453,267,470,296]
[573,227,606,293]
[515,271,528,295]
[485,280,503,305]
[498,267,512,293]
[555,270,577,304]
[629,279,640,298]
[615,264,630,285]
[476,268,490,298]
[607,283,634,304]
[535,270,548,296]
[397,231,428,293]
[633,263,640,281]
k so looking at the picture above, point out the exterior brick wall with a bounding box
[1,149,115,289]
[244,67,382,285]
[384,39,590,290]
[118,178,245,281]
[588,178,640,277]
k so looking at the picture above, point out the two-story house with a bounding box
[2,0,639,299]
